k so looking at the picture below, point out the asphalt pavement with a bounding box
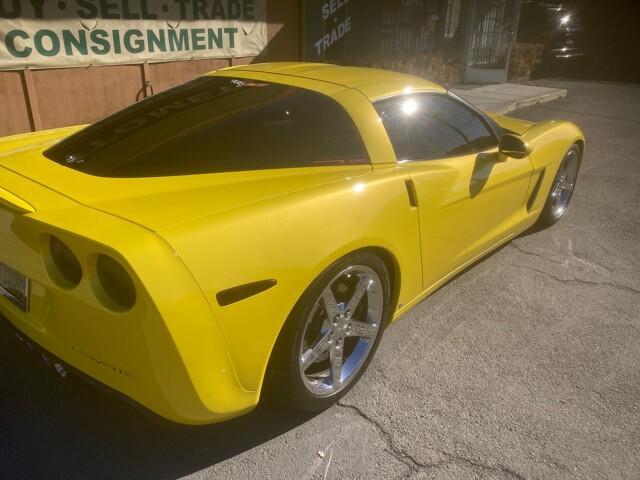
[1,79,639,480]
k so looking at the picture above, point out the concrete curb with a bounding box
[450,83,568,114]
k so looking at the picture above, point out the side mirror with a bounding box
[499,133,531,159]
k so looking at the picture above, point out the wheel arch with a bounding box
[275,243,403,345]
[261,243,402,402]
[352,246,402,322]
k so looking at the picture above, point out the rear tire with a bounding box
[265,252,391,412]
[536,144,581,228]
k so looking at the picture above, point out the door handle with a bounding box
[405,179,419,208]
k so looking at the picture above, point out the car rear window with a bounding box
[44,76,369,177]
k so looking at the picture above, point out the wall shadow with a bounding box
[0,319,316,480]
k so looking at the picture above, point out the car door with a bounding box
[375,93,534,289]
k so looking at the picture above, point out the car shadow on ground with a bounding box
[0,319,317,479]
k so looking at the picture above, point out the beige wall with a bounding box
[0,0,299,137]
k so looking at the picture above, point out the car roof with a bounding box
[215,62,446,101]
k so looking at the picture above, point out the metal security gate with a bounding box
[463,0,521,83]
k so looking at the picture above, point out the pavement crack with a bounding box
[337,401,527,479]
[510,263,639,295]
[510,242,564,266]
[337,401,428,471]
[444,456,527,480]
[511,241,615,275]
[567,239,613,274]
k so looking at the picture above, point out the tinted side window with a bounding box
[374,94,498,162]
[45,77,369,177]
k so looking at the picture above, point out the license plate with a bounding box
[0,261,29,312]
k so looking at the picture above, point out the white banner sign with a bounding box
[0,0,267,70]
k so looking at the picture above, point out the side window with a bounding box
[374,93,498,162]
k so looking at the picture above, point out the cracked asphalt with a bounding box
[1,79,639,480]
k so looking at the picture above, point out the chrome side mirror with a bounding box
[499,133,531,159]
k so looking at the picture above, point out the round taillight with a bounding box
[95,255,136,312]
[48,236,82,288]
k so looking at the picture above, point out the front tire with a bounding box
[266,252,391,412]
[536,144,581,228]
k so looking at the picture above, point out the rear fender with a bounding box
[161,166,423,393]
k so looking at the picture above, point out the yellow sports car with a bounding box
[0,63,584,424]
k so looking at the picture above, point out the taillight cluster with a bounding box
[48,236,82,288]
[44,235,137,312]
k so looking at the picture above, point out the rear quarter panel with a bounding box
[160,166,423,392]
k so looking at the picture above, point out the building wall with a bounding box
[0,0,299,137]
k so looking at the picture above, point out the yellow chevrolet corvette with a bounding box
[0,63,583,424]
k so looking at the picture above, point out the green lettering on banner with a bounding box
[243,0,255,20]
[169,29,189,51]
[62,30,88,55]
[122,0,140,19]
[174,0,190,20]
[228,0,241,19]
[124,29,144,53]
[34,29,60,57]
[194,0,208,20]
[100,0,119,19]
[0,0,20,19]
[90,29,111,54]
[191,28,206,50]
[112,29,122,54]
[211,0,226,19]
[224,27,237,48]
[77,0,98,19]
[208,28,223,48]
[0,1,265,68]
[147,30,167,52]
[30,0,46,18]
[5,30,31,58]
[140,0,157,20]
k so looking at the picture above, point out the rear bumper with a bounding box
[0,168,258,424]
[0,254,258,425]
[1,313,174,424]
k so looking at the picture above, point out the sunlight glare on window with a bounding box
[401,99,418,116]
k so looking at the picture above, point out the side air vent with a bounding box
[405,179,419,208]
[527,169,546,212]
[217,279,277,306]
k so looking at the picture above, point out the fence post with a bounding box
[22,68,43,132]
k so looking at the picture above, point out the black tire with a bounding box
[264,251,392,412]
[536,144,581,228]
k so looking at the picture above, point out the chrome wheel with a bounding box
[299,265,384,397]
[550,148,580,219]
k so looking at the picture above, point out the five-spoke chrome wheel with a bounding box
[299,265,384,396]
[550,147,580,219]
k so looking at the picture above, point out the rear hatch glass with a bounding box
[44,76,369,177]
